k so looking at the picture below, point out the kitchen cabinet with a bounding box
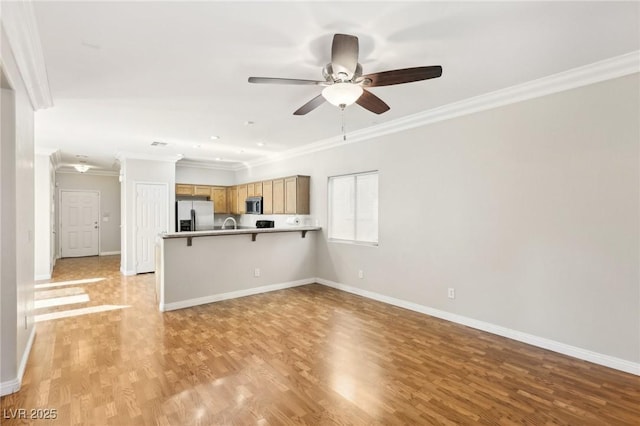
[253,182,263,196]
[262,180,273,214]
[176,175,309,216]
[247,182,263,197]
[193,185,211,196]
[272,179,284,214]
[227,186,238,214]
[237,184,248,214]
[285,175,310,214]
[176,184,194,196]
[211,186,228,214]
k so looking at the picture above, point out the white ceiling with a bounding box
[32,1,639,173]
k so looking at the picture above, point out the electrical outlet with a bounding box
[358,270,364,279]
[448,288,455,299]
[254,268,260,277]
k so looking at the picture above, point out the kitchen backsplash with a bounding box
[213,214,313,228]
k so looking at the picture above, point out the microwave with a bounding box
[245,196,263,214]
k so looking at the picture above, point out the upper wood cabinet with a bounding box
[193,185,211,196]
[284,175,310,214]
[253,182,263,196]
[176,175,309,215]
[176,184,194,196]
[247,182,263,197]
[262,180,273,215]
[272,179,285,214]
[227,187,238,214]
[211,186,228,214]
[237,184,248,214]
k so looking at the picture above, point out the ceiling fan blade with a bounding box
[331,34,359,78]
[362,66,442,87]
[356,89,390,115]
[293,94,326,115]
[248,77,328,86]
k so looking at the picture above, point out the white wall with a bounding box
[0,27,36,394]
[176,164,236,186]
[34,152,55,279]
[55,172,121,256]
[236,74,640,366]
[120,158,176,274]
[160,232,316,309]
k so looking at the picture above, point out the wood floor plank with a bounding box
[1,255,639,425]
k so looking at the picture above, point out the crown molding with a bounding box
[247,50,640,169]
[51,150,62,169]
[115,151,184,163]
[0,0,53,109]
[34,146,58,156]
[56,167,119,177]
[177,159,243,172]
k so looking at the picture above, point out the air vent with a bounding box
[151,141,168,147]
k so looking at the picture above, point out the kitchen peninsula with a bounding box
[156,225,321,311]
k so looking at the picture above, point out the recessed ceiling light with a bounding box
[256,142,265,147]
[215,157,222,161]
[210,136,220,140]
[193,144,202,148]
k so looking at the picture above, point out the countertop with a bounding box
[161,226,321,239]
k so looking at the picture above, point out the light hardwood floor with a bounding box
[1,255,638,425]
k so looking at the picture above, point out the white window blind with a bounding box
[328,171,378,245]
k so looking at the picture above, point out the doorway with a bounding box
[59,190,100,257]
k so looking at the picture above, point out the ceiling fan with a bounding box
[248,33,442,115]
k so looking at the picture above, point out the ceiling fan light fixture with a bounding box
[322,83,363,108]
[74,164,90,173]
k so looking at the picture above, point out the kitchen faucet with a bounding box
[222,217,237,230]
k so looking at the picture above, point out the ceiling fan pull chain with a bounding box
[342,108,347,141]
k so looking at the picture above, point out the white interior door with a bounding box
[60,190,100,258]
[135,183,167,274]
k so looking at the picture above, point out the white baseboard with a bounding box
[35,260,56,280]
[0,326,36,396]
[316,278,640,376]
[120,267,136,276]
[100,251,121,256]
[161,278,315,312]
[0,377,20,397]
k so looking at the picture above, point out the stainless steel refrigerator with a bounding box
[176,200,214,232]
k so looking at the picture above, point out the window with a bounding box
[328,171,378,245]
